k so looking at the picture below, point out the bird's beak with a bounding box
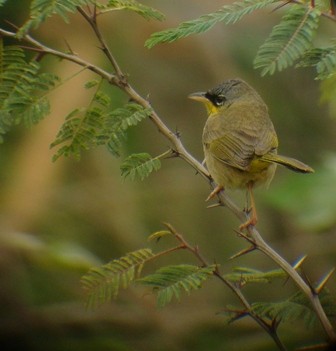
[188,92,208,103]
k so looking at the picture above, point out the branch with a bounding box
[164,223,287,351]
[0,28,122,88]
[250,227,336,342]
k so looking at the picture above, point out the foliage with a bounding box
[0,41,58,142]
[51,89,152,160]
[145,0,336,100]
[254,5,321,76]
[120,152,162,181]
[297,44,336,80]
[81,248,154,308]
[18,0,95,37]
[252,289,336,328]
[145,0,278,48]
[97,0,165,21]
[224,266,286,284]
[138,264,216,307]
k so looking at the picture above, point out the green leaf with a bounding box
[316,52,336,80]
[297,44,336,80]
[51,98,151,160]
[145,0,278,48]
[224,266,286,284]
[120,152,161,181]
[148,230,172,242]
[81,248,155,309]
[254,5,321,76]
[85,79,100,89]
[138,264,216,307]
[252,289,336,328]
[98,0,165,21]
[18,0,95,37]
[0,0,8,6]
[0,41,59,139]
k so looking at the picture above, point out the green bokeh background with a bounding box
[0,1,335,350]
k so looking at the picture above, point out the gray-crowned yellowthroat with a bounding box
[189,78,314,229]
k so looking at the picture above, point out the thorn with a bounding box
[229,246,256,260]
[206,202,223,209]
[233,229,255,245]
[174,127,181,139]
[205,185,224,202]
[301,269,316,293]
[166,149,179,159]
[4,19,19,31]
[216,307,249,323]
[292,255,308,270]
[64,39,76,55]
[315,268,336,294]
[271,0,291,14]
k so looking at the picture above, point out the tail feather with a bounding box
[261,153,314,173]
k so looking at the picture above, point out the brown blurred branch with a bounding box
[0,7,335,345]
[164,223,287,351]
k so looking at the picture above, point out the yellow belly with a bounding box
[205,152,277,189]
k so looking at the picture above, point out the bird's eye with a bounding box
[213,95,225,106]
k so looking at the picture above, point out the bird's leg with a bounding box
[243,187,251,215]
[239,182,257,230]
[206,185,224,202]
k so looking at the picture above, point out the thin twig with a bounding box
[250,227,336,341]
[77,6,126,81]
[164,223,287,351]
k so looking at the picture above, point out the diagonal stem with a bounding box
[164,223,287,351]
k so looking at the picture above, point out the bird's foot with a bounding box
[239,216,257,231]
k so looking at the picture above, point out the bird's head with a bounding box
[188,78,254,115]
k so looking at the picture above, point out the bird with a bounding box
[188,78,314,230]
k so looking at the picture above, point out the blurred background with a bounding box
[0,1,335,350]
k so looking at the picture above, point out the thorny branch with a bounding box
[164,223,287,351]
[0,2,335,346]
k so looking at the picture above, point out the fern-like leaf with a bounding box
[138,264,216,307]
[252,289,336,328]
[298,45,336,80]
[147,230,172,242]
[0,0,7,6]
[81,248,155,308]
[0,42,58,141]
[18,0,94,37]
[51,94,151,160]
[120,152,161,181]
[254,5,321,76]
[316,50,336,80]
[145,0,278,48]
[224,266,286,284]
[98,0,165,21]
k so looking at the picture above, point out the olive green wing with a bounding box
[205,130,257,171]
